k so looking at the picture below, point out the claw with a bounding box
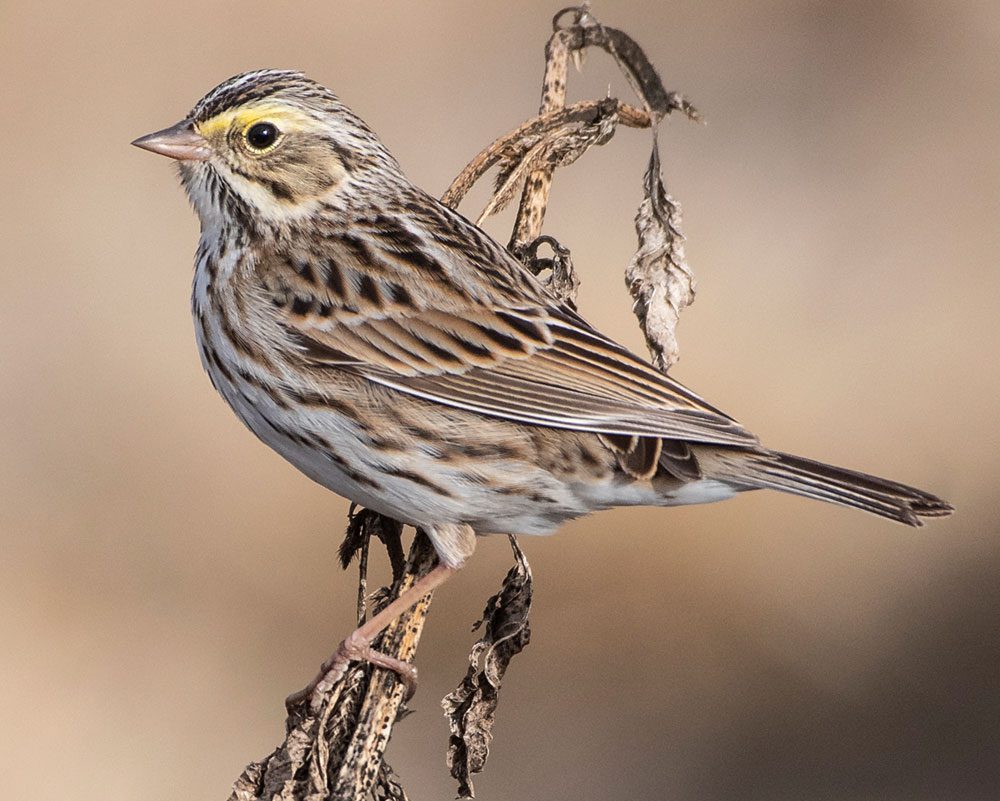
[285,636,421,715]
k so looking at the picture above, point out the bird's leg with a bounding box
[288,524,475,714]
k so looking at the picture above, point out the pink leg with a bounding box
[288,523,476,714]
[286,561,459,713]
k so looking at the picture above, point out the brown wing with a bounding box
[279,302,754,446]
[264,195,758,447]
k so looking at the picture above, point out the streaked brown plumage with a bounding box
[133,70,952,707]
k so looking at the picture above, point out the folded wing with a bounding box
[283,300,757,447]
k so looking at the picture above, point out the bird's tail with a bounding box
[707,449,953,526]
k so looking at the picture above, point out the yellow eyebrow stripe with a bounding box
[196,105,310,137]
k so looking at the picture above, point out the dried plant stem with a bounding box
[509,25,574,252]
[230,534,435,801]
[441,99,652,212]
[327,541,436,800]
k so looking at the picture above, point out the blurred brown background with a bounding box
[2,1,998,799]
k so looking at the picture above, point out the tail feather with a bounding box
[711,449,953,526]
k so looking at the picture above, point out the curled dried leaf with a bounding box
[230,668,369,801]
[442,537,533,798]
[626,135,695,372]
[339,508,406,584]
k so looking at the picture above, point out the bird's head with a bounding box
[133,70,397,227]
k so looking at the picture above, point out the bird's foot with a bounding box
[285,629,419,716]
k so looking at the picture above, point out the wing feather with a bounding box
[283,303,755,446]
[265,198,757,447]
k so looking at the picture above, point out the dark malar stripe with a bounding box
[227,162,296,202]
[263,178,295,202]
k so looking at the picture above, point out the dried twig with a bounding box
[508,19,576,252]
[227,5,701,799]
[508,4,699,254]
[441,99,653,214]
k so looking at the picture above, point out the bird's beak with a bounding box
[131,120,212,162]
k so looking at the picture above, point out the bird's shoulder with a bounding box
[252,188,554,321]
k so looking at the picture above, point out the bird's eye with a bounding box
[245,122,279,150]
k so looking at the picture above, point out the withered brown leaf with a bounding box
[442,536,533,798]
